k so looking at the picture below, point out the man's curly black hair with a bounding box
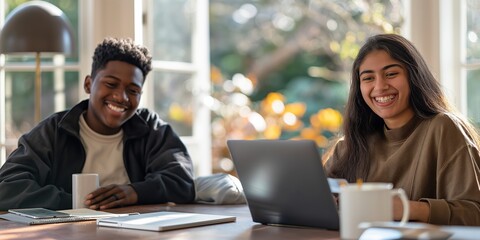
[91,37,152,80]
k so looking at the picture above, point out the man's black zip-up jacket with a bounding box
[0,100,195,210]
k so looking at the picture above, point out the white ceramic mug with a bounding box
[339,182,409,239]
[72,173,99,209]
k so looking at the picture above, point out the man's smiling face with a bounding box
[83,60,144,135]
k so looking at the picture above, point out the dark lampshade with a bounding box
[0,0,75,55]
[0,1,76,123]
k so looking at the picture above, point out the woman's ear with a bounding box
[84,75,92,94]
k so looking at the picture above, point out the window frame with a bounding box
[0,0,82,165]
[439,0,465,113]
[141,0,212,176]
[1,0,472,173]
[406,0,470,119]
[0,0,212,176]
[438,0,479,120]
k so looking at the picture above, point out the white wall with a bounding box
[78,0,136,100]
[405,0,464,113]
[92,0,136,42]
[403,0,441,80]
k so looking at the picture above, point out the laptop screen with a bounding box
[227,139,339,230]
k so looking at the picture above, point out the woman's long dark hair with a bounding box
[327,34,476,182]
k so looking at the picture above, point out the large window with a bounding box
[0,0,212,176]
[439,0,480,127]
[465,0,480,126]
[142,0,211,176]
[1,0,476,175]
[0,0,80,165]
[209,0,405,174]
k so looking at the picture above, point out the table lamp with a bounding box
[0,1,75,123]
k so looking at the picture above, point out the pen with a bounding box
[356,178,363,188]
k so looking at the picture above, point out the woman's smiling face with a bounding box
[359,49,414,129]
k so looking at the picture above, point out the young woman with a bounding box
[325,34,480,225]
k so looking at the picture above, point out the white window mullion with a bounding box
[79,0,95,100]
[440,0,464,113]
[459,0,468,115]
[142,0,212,176]
[0,0,7,165]
[139,0,154,109]
[191,0,211,176]
[134,0,143,44]
[0,54,5,166]
[53,55,66,112]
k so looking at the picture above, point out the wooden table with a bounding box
[3,203,480,240]
[0,203,340,240]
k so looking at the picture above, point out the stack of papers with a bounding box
[59,208,132,218]
[0,208,132,225]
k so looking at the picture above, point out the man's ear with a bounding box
[84,75,92,94]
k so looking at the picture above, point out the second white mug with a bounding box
[339,182,409,239]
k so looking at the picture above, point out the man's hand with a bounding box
[84,184,138,210]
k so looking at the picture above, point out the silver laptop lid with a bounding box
[227,139,339,230]
[97,211,236,231]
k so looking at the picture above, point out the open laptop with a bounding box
[97,211,236,232]
[227,139,340,230]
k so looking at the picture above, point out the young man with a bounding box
[0,38,195,210]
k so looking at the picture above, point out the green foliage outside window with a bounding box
[209,0,404,173]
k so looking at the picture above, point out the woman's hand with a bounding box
[393,197,430,222]
[332,194,339,206]
[84,184,138,210]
